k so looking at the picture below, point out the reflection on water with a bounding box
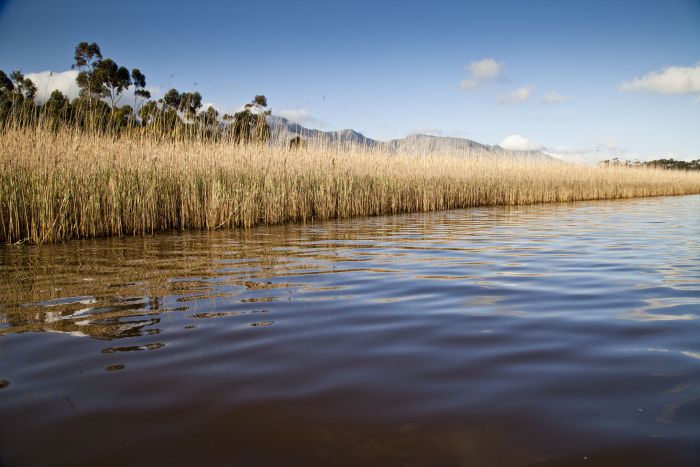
[1,195,700,466]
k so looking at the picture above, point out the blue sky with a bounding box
[0,0,699,161]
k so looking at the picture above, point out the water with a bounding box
[1,195,700,466]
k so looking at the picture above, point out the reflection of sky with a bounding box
[620,299,698,322]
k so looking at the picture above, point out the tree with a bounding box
[112,104,135,127]
[0,70,14,94]
[0,70,14,121]
[73,42,102,69]
[599,157,700,171]
[42,90,72,129]
[161,88,181,109]
[160,88,202,119]
[198,105,219,127]
[131,68,146,90]
[289,136,305,150]
[45,90,69,114]
[131,68,150,113]
[140,100,180,131]
[179,92,202,118]
[139,100,160,124]
[0,70,37,122]
[9,70,36,100]
[230,95,271,144]
[93,59,131,109]
[73,42,103,104]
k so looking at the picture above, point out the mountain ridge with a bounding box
[268,116,554,160]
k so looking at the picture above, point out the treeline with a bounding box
[600,158,700,172]
[0,42,271,143]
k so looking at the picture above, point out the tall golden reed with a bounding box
[2,124,700,244]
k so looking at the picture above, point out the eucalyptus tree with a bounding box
[142,98,179,132]
[179,92,202,118]
[0,70,37,122]
[0,70,14,94]
[139,100,159,124]
[131,68,151,116]
[40,89,72,129]
[112,104,135,127]
[198,105,219,127]
[8,71,37,101]
[73,42,103,105]
[94,58,132,109]
[160,88,202,118]
[252,95,267,107]
[44,90,70,114]
[0,70,14,121]
[161,88,181,109]
[231,95,271,144]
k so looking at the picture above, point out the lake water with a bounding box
[1,195,700,466]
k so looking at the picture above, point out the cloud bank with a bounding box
[24,69,161,107]
[277,109,326,128]
[500,134,627,163]
[620,63,700,95]
[500,134,543,151]
[460,58,504,90]
[25,70,81,102]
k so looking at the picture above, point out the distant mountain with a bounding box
[269,116,378,146]
[387,133,491,153]
[268,116,554,160]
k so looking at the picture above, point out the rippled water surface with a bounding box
[2,195,700,466]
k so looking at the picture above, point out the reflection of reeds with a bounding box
[3,125,700,244]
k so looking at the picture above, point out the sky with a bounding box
[0,0,699,162]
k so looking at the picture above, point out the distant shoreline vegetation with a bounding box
[600,158,700,172]
[2,42,700,245]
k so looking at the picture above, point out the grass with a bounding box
[2,123,700,244]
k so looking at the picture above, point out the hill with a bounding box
[269,116,553,160]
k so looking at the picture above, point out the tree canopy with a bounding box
[94,59,132,108]
[600,157,700,171]
[1,40,275,144]
[231,95,271,144]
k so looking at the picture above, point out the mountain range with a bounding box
[268,116,554,160]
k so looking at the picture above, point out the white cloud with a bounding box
[202,102,223,112]
[25,70,80,102]
[277,108,326,128]
[619,63,700,95]
[470,58,503,81]
[542,91,568,105]
[500,135,626,163]
[497,86,533,105]
[500,134,544,151]
[544,147,615,164]
[24,69,160,107]
[459,58,504,90]
[199,102,226,119]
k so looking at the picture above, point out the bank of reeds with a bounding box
[2,122,700,244]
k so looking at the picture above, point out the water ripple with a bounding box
[1,195,700,466]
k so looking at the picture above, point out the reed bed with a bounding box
[2,125,700,244]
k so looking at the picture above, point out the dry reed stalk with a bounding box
[2,125,700,244]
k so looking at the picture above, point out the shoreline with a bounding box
[3,127,700,245]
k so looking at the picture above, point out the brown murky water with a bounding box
[1,196,700,466]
